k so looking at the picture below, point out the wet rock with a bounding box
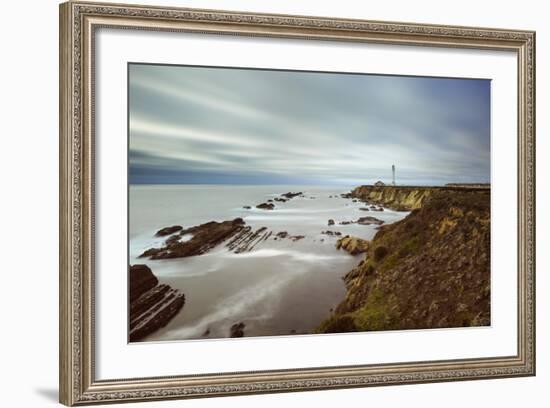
[281,192,303,199]
[276,231,288,239]
[291,235,305,241]
[357,216,384,226]
[256,202,275,210]
[336,236,370,255]
[359,207,370,211]
[227,227,270,253]
[155,225,182,237]
[339,221,354,225]
[129,264,158,302]
[274,197,288,202]
[140,218,246,259]
[129,264,185,342]
[322,230,342,236]
[230,322,245,338]
[328,219,335,226]
[243,205,251,209]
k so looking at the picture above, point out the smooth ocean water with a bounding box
[129,184,408,341]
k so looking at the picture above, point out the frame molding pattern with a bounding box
[60,1,535,405]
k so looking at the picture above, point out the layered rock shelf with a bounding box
[140,218,246,259]
[129,264,185,341]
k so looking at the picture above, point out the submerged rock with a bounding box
[243,205,251,209]
[322,230,342,236]
[357,216,385,226]
[281,191,303,199]
[328,219,335,226]
[129,264,185,342]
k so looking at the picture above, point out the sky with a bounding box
[129,63,491,186]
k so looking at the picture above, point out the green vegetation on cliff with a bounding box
[318,188,491,333]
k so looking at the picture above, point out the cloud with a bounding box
[129,64,490,186]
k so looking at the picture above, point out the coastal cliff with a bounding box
[318,187,490,333]
[350,184,489,211]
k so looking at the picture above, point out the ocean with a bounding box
[129,184,409,341]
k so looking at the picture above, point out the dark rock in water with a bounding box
[340,192,353,199]
[281,191,303,199]
[274,197,287,202]
[129,264,185,342]
[328,219,335,226]
[352,199,358,202]
[339,221,354,225]
[243,205,251,209]
[227,226,271,253]
[256,202,275,210]
[230,322,245,338]
[322,230,342,236]
[140,218,246,259]
[357,216,385,226]
[267,199,273,202]
[129,264,158,303]
[155,225,182,237]
[276,231,288,239]
[291,235,305,241]
[359,207,370,211]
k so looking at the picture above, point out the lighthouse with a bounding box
[392,164,396,186]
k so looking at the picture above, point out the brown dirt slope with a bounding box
[318,189,491,333]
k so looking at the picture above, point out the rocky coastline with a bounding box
[318,186,491,333]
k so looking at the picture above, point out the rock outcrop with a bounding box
[256,202,275,210]
[336,236,370,255]
[129,264,185,341]
[318,188,491,333]
[140,218,246,259]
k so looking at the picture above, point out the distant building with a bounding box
[374,180,385,187]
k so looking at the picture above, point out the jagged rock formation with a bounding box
[140,218,246,259]
[140,219,309,259]
[336,236,370,255]
[226,226,271,253]
[318,188,490,333]
[129,264,185,341]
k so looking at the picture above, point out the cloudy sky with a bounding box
[129,63,490,186]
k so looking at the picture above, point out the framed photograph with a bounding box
[59,1,536,405]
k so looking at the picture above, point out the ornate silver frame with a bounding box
[59,1,536,405]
